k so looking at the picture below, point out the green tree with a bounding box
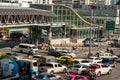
[0,54,12,59]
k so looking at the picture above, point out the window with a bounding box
[19,45,28,48]
[33,62,37,66]
[55,64,57,67]
[58,64,62,67]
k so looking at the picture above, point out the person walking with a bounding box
[110,49,114,55]
[106,48,109,52]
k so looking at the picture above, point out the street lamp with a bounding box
[88,5,96,57]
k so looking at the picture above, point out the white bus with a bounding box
[18,43,38,54]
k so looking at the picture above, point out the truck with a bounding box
[0,59,19,80]
[0,58,39,80]
[39,62,67,74]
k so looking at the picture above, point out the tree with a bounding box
[0,54,12,59]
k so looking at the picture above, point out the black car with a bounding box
[47,51,66,57]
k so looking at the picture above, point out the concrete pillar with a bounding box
[48,26,52,40]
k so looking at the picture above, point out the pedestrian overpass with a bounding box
[0,6,55,42]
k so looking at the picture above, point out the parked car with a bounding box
[69,64,89,74]
[57,50,76,58]
[102,58,116,67]
[32,72,61,80]
[60,73,88,80]
[56,56,76,65]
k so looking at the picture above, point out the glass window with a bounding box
[33,62,37,66]
[58,64,62,67]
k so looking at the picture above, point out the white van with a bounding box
[18,43,38,54]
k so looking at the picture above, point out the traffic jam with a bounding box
[0,41,119,80]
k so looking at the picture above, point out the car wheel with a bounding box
[108,69,112,75]
[113,64,116,68]
[97,72,101,77]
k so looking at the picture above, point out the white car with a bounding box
[69,64,89,74]
[96,52,118,60]
[87,57,102,63]
[74,59,92,66]
[89,63,112,76]
[57,50,76,58]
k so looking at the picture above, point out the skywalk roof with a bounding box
[0,7,55,16]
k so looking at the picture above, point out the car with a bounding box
[69,64,89,74]
[60,73,88,80]
[95,52,118,60]
[6,52,23,60]
[102,58,116,67]
[56,56,76,65]
[93,36,107,42]
[57,50,76,58]
[32,72,61,80]
[74,59,92,66]
[88,63,112,76]
[83,40,98,47]
[87,57,102,63]
[47,51,66,57]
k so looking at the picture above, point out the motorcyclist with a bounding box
[88,69,97,80]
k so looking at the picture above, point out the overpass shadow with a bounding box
[0,40,20,48]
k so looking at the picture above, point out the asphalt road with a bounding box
[1,42,120,80]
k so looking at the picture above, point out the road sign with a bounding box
[106,21,115,30]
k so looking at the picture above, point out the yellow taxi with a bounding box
[56,56,76,64]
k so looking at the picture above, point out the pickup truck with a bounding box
[39,62,67,74]
[88,63,112,77]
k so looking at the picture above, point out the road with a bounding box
[0,42,120,80]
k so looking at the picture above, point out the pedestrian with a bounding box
[96,52,100,57]
[106,48,109,52]
[110,49,114,55]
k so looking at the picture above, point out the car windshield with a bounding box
[32,46,37,49]
[39,64,53,68]
[73,65,81,68]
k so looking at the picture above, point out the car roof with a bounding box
[19,58,37,62]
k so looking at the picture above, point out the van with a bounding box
[18,43,38,54]
[17,59,38,76]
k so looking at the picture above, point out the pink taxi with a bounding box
[60,73,88,80]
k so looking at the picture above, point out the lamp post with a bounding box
[88,5,96,57]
